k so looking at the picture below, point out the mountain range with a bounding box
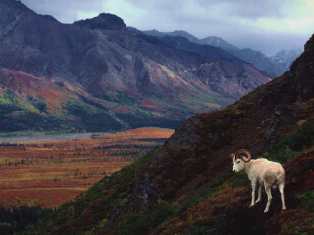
[0,0,272,132]
[144,29,302,77]
[27,33,314,235]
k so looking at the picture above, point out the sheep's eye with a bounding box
[236,160,241,164]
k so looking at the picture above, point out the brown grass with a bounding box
[0,127,174,208]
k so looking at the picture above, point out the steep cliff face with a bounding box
[0,1,271,132]
[291,34,314,101]
[25,33,314,235]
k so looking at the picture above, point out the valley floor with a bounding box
[0,127,173,208]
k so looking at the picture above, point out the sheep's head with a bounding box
[232,149,252,172]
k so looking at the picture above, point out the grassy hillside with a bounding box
[0,69,183,132]
[20,34,314,235]
[23,120,314,235]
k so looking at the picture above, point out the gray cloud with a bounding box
[22,0,103,22]
[21,0,313,55]
[197,0,286,19]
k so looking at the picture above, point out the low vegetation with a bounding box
[0,206,50,234]
[264,120,314,162]
[298,191,314,212]
[23,116,314,235]
[0,128,173,209]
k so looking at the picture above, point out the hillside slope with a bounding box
[0,0,270,132]
[25,33,314,235]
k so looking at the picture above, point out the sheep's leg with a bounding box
[279,183,287,210]
[250,181,256,207]
[264,184,272,213]
[255,184,262,204]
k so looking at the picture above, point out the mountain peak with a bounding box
[0,0,33,12]
[172,30,197,37]
[289,34,314,100]
[74,13,126,31]
[200,36,238,51]
[304,34,314,51]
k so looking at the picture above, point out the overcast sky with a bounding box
[21,0,314,55]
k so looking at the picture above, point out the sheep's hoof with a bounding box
[255,199,261,204]
[282,207,287,210]
[264,209,269,213]
[249,204,255,208]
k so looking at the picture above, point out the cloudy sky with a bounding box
[21,0,314,55]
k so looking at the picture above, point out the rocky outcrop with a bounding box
[74,13,126,31]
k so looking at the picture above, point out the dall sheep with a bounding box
[231,149,286,213]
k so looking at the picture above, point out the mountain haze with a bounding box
[271,49,303,72]
[144,29,302,77]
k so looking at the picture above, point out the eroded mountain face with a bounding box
[0,0,270,132]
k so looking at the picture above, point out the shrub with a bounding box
[0,206,51,234]
[27,97,47,113]
[265,120,314,163]
[298,191,314,212]
[118,200,177,235]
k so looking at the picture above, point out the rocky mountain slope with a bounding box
[144,30,238,52]
[199,36,239,52]
[144,30,302,77]
[0,0,271,133]
[271,49,303,73]
[27,34,314,234]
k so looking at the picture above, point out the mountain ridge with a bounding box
[144,29,302,77]
[0,0,270,132]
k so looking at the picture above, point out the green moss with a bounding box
[96,218,108,229]
[298,191,314,212]
[27,96,47,113]
[66,99,100,115]
[117,200,178,235]
[178,174,230,212]
[0,90,39,113]
[227,172,248,187]
[102,92,136,105]
[0,90,17,105]
[0,206,51,235]
[187,224,213,235]
[18,100,39,113]
[264,145,297,163]
[281,221,314,235]
[264,120,314,163]
[65,99,123,131]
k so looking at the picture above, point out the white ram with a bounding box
[231,149,286,213]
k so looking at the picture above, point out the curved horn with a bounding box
[235,149,252,162]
